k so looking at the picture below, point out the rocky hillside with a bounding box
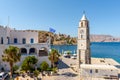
[38,31,77,45]
[27,30,120,45]
[38,31,120,45]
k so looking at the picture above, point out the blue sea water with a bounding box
[51,42,120,63]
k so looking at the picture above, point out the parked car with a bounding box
[71,56,77,59]
[0,72,9,80]
[71,54,77,59]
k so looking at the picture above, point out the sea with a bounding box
[51,42,120,63]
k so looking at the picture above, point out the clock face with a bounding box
[80,30,84,34]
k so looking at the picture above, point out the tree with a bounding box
[33,70,39,77]
[48,49,60,68]
[40,61,49,71]
[21,56,38,72]
[2,46,21,78]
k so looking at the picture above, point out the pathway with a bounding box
[43,56,78,80]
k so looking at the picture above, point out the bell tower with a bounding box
[77,13,91,66]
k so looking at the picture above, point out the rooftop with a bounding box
[81,64,117,70]
[81,13,87,21]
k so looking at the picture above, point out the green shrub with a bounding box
[40,61,49,71]
[33,70,39,77]
[52,67,58,73]
[47,67,53,71]
[13,65,19,73]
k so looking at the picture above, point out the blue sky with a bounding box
[0,0,120,37]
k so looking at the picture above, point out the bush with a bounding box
[47,67,53,71]
[52,67,58,73]
[33,70,39,77]
[13,65,19,73]
[40,61,49,71]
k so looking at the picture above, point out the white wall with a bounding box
[80,66,118,79]
[0,26,11,44]
[0,43,51,71]
[10,30,38,44]
[81,68,118,77]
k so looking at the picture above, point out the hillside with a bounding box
[38,31,120,45]
[90,34,120,42]
[38,31,77,45]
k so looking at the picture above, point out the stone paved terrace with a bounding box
[42,56,79,80]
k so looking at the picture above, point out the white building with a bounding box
[0,26,51,70]
[80,64,118,80]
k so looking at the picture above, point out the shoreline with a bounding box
[51,42,120,45]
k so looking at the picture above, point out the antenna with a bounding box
[83,11,85,14]
[7,16,10,27]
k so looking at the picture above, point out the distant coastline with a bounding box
[51,42,120,63]
[38,30,120,45]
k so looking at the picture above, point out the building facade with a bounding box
[0,26,51,70]
[77,13,91,65]
[80,64,118,80]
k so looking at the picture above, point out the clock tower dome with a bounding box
[77,13,91,66]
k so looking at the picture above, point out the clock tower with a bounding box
[77,13,91,66]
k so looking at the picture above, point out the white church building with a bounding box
[0,26,51,70]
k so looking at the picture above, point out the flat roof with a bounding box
[91,58,120,65]
[80,64,118,70]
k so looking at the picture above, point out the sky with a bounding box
[0,0,120,37]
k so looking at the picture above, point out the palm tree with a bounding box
[2,46,21,78]
[48,49,60,68]
[21,56,38,72]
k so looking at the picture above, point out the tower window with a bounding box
[85,21,88,27]
[81,22,83,27]
[14,38,17,43]
[90,70,92,73]
[95,69,98,73]
[81,35,83,39]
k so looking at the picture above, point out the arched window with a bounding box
[20,48,27,55]
[30,38,34,43]
[29,48,36,54]
[81,22,83,27]
[81,35,83,39]
[7,37,10,44]
[22,38,26,44]
[85,21,88,27]
[39,47,48,56]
